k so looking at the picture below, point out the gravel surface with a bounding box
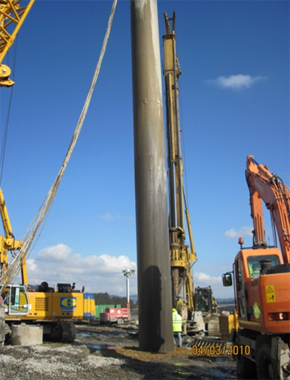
[0,323,237,380]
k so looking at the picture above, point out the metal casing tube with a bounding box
[131,0,174,352]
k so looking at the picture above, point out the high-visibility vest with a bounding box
[172,311,182,332]
[249,264,253,278]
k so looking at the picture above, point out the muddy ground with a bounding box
[0,322,237,380]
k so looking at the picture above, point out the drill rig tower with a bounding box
[163,12,197,318]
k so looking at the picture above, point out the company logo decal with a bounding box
[60,297,77,311]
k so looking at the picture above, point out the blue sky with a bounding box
[0,0,289,299]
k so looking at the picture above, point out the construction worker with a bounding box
[175,294,183,316]
[248,263,253,278]
[172,308,182,347]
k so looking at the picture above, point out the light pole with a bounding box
[122,269,135,312]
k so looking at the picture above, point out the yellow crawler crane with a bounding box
[0,189,95,343]
[0,1,95,344]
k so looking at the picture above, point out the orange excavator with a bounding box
[223,155,290,379]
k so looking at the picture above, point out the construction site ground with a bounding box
[0,321,237,380]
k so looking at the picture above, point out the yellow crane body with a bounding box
[4,288,95,322]
[3,284,95,342]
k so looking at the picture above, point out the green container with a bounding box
[95,304,121,319]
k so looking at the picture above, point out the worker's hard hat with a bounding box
[172,308,176,312]
[176,294,181,298]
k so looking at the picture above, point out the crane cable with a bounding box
[0,0,118,291]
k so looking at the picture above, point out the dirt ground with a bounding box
[0,322,237,380]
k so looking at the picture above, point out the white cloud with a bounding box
[98,213,133,222]
[25,244,234,300]
[26,258,37,271]
[207,74,267,90]
[98,213,121,221]
[26,244,137,296]
[194,272,221,286]
[223,226,252,239]
[37,244,72,261]
[99,254,134,273]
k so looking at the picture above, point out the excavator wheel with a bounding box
[49,321,76,343]
[50,322,62,341]
[236,355,257,379]
[256,343,280,380]
[60,322,76,343]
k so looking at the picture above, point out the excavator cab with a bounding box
[3,285,30,317]
[223,247,290,333]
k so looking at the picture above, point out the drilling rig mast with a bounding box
[163,12,197,318]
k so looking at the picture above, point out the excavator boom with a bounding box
[246,155,290,263]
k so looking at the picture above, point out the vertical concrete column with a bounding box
[131,0,174,352]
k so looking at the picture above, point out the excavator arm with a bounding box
[246,155,290,264]
[0,0,35,87]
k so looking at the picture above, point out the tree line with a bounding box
[93,292,137,308]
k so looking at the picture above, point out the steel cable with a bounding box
[0,0,118,290]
